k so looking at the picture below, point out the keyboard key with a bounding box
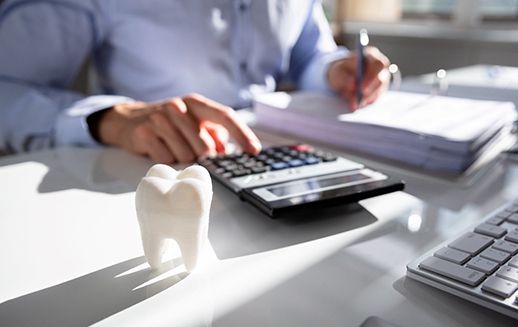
[496,266,518,284]
[497,211,512,219]
[505,230,518,244]
[474,223,507,238]
[508,213,518,224]
[466,257,499,275]
[449,232,494,255]
[480,248,511,264]
[509,256,518,268]
[482,276,518,298]
[493,240,518,255]
[434,247,470,264]
[419,257,485,286]
[485,216,504,225]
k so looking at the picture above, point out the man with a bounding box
[0,0,390,163]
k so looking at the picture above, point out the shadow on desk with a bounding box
[0,256,187,327]
[0,147,153,194]
[209,182,379,259]
[393,277,517,326]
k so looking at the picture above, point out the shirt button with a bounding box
[239,1,249,11]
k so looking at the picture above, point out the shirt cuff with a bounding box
[54,95,135,147]
[298,47,349,94]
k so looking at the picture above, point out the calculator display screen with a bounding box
[266,173,370,197]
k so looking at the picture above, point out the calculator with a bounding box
[198,144,405,217]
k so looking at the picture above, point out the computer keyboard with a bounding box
[407,199,518,319]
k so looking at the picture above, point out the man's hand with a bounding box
[96,93,261,163]
[327,46,391,111]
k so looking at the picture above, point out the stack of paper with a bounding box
[253,91,517,174]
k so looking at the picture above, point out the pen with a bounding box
[356,28,369,107]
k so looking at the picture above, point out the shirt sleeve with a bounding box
[287,0,349,94]
[0,1,133,153]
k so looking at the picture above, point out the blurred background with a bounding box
[0,0,516,90]
[324,0,518,76]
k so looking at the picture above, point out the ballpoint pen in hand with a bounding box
[356,28,369,108]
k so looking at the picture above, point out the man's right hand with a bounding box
[96,93,261,163]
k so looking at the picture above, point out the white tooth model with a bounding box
[135,164,213,272]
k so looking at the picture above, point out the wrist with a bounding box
[86,108,111,144]
[97,105,127,147]
[326,60,341,93]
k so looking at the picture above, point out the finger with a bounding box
[364,67,391,98]
[361,81,387,107]
[131,123,175,163]
[183,93,261,154]
[338,76,358,111]
[147,134,176,163]
[149,110,197,163]
[328,59,355,92]
[204,122,229,153]
[362,47,390,92]
[160,98,215,158]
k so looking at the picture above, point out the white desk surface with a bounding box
[0,129,517,327]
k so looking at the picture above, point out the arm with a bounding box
[288,0,390,110]
[287,0,348,94]
[0,0,129,153]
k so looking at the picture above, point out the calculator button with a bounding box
[273,153,285,159]
[288,159,304,167]
[224,164,239,171]
[216,160,233,167]
[232,169,251,177]
[304,156,320,165]
[322,154,337,162]
[214,167,226,174]
[271,162,289,170]
[251,167,268,174]
[291,144,313,152]
[221,172,233,179]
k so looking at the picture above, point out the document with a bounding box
[253,91,517,174]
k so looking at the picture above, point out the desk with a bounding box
[0,129,517,327]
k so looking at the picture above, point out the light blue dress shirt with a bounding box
[0,0,347,153]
